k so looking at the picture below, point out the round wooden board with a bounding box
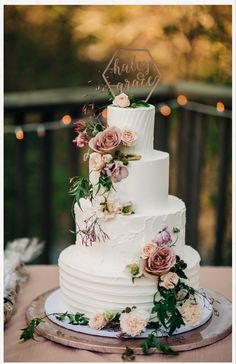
[25,288,232,355]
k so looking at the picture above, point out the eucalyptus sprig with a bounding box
[69,176,93,209]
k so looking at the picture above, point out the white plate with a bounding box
[45,288,213,338]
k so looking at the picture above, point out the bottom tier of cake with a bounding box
[58,244,201,316]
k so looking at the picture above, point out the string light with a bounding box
[4,99,232,137]
[37,125,45,138]
[216,102,225,113]
[177,95,188,106]
[62,114,72,125]
[160,105,171,116]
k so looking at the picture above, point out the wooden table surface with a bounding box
[4,265,232,362]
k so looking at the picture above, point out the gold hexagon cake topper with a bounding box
[102,48,161,102]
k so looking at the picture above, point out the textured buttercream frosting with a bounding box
[59,244,200,315]
[107,104,155,156]
[58,103,202,316]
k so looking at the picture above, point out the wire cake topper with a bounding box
[102,48,161,102]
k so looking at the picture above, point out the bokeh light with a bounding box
[62,114,72,125]
[15,128,24,140]
[216,102,225,112]
[160,105,171,116]
[177,95,188,106]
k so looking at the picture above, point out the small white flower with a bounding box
[121,201,135,215]
[159,272,179,290]
[94,195,121,221]
[113,93,130,108]
[120,309,149,337]
[89,312,107,330]
[102,153,113,164]
[178,299,203,326]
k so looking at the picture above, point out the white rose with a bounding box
[159,272,179,290]
[89,312,107,330]
[90,152,105,171]
[120,309,149,337]
[102,153,113,164]
[113,93,130,108]
[141,242,157,259]
[121,129,138,147]
[178,299,202,326]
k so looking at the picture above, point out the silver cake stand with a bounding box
[25,288,232,354]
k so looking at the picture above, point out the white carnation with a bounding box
[120,309,149,337]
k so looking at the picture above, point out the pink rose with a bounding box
[153,227,172,246]
[141,242,157,259]
[89,127,121,153]
[121,129,137,147]
[159,272,179,290]
[90,152,105,171]
[104,160,128,183]
[144,246,176,276]
[73,133,88,148]
[74,119,87,132]
[113,93,130,108]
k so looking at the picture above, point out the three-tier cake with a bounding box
[58,99,201,318]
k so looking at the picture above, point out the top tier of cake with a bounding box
[107,104,155,157]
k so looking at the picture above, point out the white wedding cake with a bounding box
[58,99,201,317]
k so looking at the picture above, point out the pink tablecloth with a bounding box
[4,265,232,362]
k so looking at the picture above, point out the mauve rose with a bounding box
[113,93,130,108]
[104,160,128,183]
[73,133,88,148]
[74,119,87,132]
[89,127,121,153]
[145,246,176,276]
[153,227,172,246]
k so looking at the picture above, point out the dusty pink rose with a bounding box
[89,127,121,153]
[73,133,88,148]
[74,119,87,132]
[113,93,130,108]
[159,272,179,289]
[90,152,105,171]
[104,160,128,183]
[153,227,172,246]
[121,129,137,147]
[144,246,176,276]
[141,242,157,259]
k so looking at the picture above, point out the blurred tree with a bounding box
[4,5,232,92]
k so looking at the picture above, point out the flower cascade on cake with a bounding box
[69,93,148,246]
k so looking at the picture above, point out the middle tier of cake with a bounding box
[74,195,186,267]
[90,150,169,214]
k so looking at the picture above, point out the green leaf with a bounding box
[141,333,178,356]
[155,341,178,355]
[122,347,135,361]
[55,312,68,321]
[172,227,180,233]
[20,318,44,342]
